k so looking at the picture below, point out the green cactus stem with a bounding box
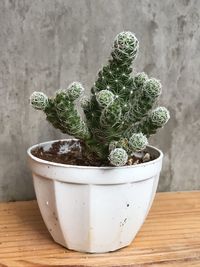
[30,31,170,166]
[127,78,162,124]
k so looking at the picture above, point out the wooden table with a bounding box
[0,192,200,267]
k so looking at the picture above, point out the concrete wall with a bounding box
[0,0,200,201]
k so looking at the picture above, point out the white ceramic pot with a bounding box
[27,139,163,253]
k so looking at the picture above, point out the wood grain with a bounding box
[0,192,200,267]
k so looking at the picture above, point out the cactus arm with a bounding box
[136,107,170,137]
[45,98,67,133]
[82,32,139,146]
[126,78,162,124]
[53,92,90,140]
[93,32,139,96]
[30,82,91,140]
[30,91,66,132]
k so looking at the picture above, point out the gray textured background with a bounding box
[0,0,200,201]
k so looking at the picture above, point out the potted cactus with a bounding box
[28,31,170,253]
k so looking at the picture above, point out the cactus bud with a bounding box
[150,107,170,127]
[109,148,128,167]
[30,92,48,110]
[80,96,90,109]
[143,78,162,99]
[134,72,148,88]
[112,31,139,61]
[67,82,84,101]
[96,90,115,107]
[129,133,148,152]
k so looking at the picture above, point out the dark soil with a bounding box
[31,140,155,167]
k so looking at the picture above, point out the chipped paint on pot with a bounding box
[27,139,163,253]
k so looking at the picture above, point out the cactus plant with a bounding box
[30,31,170,166]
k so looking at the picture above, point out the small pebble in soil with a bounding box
[143,153,151,162]
[127,158,134,165]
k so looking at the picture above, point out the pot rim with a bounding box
[27,139,163,170]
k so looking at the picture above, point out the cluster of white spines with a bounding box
[109,148,128,167]
[30,92,48,110]
[96,90,115,107]
[150,107,170,127]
